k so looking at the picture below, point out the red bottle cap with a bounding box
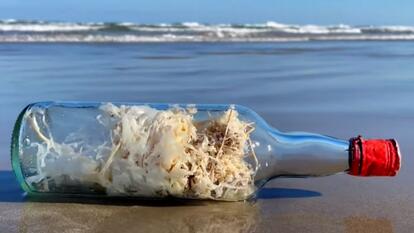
[349,136,401,176]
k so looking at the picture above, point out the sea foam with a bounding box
[1,19,414,42]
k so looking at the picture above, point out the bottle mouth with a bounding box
[348,136,401,177]
[10,103,35,193]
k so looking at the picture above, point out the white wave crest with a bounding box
[1,19,414,42]
[0,34,309,42]
[2,33,414,43]
[262,21,361,34]
[181,22,202,27]
[0,23,102,32]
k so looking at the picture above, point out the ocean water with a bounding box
[2,20,414,42]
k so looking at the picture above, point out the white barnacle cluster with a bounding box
[25,103,257,201]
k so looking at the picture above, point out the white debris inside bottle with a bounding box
[24,103,257,201]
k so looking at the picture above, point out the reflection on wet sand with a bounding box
[344,216,394,233]
[19,201,259,233]
[0,170,403,232]
[256,213,396,233]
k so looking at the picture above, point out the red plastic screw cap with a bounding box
[349,136,401,176]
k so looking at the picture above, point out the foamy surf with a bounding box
[1,19,414,42]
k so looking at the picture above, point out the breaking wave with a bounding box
[1,19,414,42]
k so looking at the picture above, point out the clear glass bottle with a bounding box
[11,102,401,201]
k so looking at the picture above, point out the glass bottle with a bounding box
[11,102,401,201]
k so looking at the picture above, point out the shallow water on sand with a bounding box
[1,41,414,232]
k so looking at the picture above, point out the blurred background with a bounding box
[1,1,414,232]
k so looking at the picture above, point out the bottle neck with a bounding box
[255,128,350,181]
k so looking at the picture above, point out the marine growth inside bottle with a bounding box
[19,103,258,201]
